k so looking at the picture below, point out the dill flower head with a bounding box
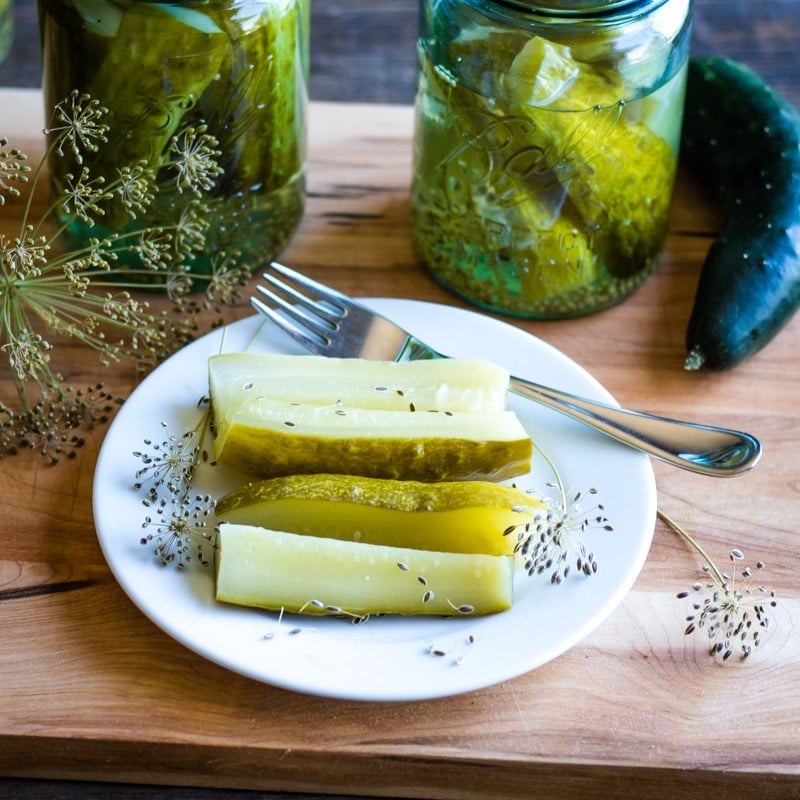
[134,408,218,568]
[509,445,613,585]
[140,487,216,569]
[678,550,777,660]
[513,486,612,584]
[660,510,778,661]
[133,422,203,498]
[0,93,247,461]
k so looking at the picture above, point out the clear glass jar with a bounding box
[411,0,692,318]
[0,0,12,66]
[38,0,308,281]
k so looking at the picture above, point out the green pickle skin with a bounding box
[411,12,689,318]
[39,0,308,277]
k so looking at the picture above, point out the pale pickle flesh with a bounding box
[215,523,514,617]
[216,474,544,555]
[208,353,512,415]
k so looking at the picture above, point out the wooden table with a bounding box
[2,2,800,798]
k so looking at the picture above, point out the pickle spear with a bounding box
[197,0,307,192]
[413,48,600,306]
[214,399,532,481]
[78,3,227,224]
[216,474,543,555]
[505,36,677,278]
[208,352,511,415]
[209,353,531,481]
[215,523,514,617]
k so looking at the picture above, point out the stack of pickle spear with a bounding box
[208,353,541,618]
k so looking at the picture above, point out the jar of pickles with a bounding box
[38,0,308,280]
[0,0,12,66]
[411,0,692,318]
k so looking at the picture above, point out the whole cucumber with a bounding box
[680,57,800,370]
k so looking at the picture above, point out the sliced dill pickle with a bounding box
[215,523,514,617]
[216,474,543,555]
[413,49,600,303]
[78,3,227,226]
[214,400,532,481]
[505,36,676,278]
[198,0,307,193]
[208,353,511,415]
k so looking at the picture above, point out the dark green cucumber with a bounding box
[680,57,800,370]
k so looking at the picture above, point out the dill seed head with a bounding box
[516,482,609,584]
[135,414,217,569]
[139,488,217,569]
[678,547,776,660]
[1,92,247,462]
[133,423,201,490]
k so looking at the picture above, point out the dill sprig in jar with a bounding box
[38,0,308,280]
[411,0,692,318]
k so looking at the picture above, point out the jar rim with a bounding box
[490,0,660,15]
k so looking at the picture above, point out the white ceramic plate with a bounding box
[94,299,656,702]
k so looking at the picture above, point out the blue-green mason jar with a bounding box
[411,0,693,318]
[38,0,308,282]
[0,0,12,66]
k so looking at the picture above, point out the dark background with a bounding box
[1,0,799,108]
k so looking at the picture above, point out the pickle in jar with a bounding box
[39,0,308,275]
[411,2,690,317]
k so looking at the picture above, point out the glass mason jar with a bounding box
[0,0,12,66]
[38,0,308,281]
[411,0,692,318]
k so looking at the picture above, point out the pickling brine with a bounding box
[38,0,308,281]
[411,0,693,318]
[0,0,11,66]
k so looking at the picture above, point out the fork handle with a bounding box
[508,376,761,477]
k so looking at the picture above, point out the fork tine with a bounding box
[252,260,367,354]
[256,272,342,336]
[253,261,414,360]
[260,270,342,328]
[250,292,330,353]
[269,260,355,312]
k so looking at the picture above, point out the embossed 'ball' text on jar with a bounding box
[411,0,693,318]
[38,0,308,280]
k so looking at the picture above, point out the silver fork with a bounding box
[251,261,761,477]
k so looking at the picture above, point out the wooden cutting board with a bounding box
[1,88,799,800]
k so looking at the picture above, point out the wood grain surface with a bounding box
[1,1,800,797]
